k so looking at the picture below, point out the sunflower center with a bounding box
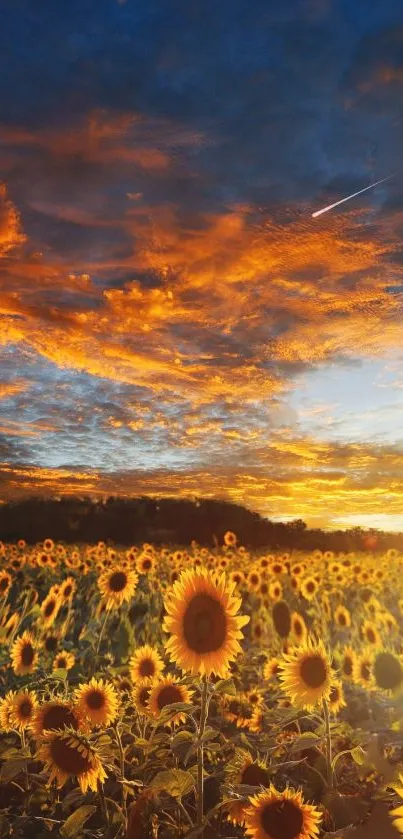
[373,652,403,690]
[50,736,91,774]
[143,559,152,570]
[182,593,227,654]
[109,572,127,593]
[306,581,315,593]
[300,654,327,688]
[242,763,270,787]
[42,704,79,731]
[0,577,9,592]
[44,600,56,618]
[273,602,291,638]
[139,658,155,678]
[57,657,67,669]
[86,690,105,710]
[343,656,352,676]
[157,685,182,709]
[45,636,58,652]
[260,799,303,839]
[63,585,72,598]
[19,699,33,718]
[21,643,34,666]
[338,613,346,627]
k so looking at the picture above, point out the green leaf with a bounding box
[213,678,236,696]
[0,758,27,782]
[290,732,321,754]
[200,727,218,744]
[150,768,195,798]
[60,805,97,838]
[350,746,366,766]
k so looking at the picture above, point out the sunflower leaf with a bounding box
[60,804,97,838]
[150,768,195,798]
[213,678,237,696]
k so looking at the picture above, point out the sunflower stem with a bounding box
[323,698,333,789]
[113,722,127,828]
[94,608,109,665]
[196,674,209,832]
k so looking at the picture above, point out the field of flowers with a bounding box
[1,533,403,839]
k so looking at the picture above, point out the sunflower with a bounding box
[338,646,357,682]
[0,691,17,731]
[390,773,403,834]
[222,694,254,729]
[272,601,291,639]
[224,530,237,547]
[290,612,307,646]
[43,632,60,654]
[148,676,193,726]
[279,640,332,710]
[361,620,381,647]
[8,690,38,731]
[333,605,351,629]
[10,630,39,676]
[264,656,280,680]
[162,567,249,677]
[300,577,319,602]
[2,611,20,642]
[53,651,75,672]
[248,707,264,733]
[40,592,61,629]
[226,750,271,825]
[132,681,154,716]
[33,699,84,736]
[269,581,283,602]
[353,649,374,689]
[75,678,119,727]
[38,729,107,793]
[244,785,322,839]
[59,577,76,603]
[129,645,164,682]
[136,552,157,575]
[372,650,403,693]
[327,680,346,715]
[98,565,139,610]
[0,570,12,598]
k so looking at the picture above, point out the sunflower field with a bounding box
[2,535,403,839]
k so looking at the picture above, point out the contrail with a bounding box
[312,173,394,218]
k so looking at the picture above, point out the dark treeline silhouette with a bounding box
[0,495,401,552]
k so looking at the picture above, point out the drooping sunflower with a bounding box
[98,566,139,610]
[74,678,119,727]
[162,567,250,677]
[38,729,107,793]
[8,690,38,731]
[33,699,84,736]
[245,785,322,839]
[132,681,154,717]
[148,676,193,726]
[278,640,332,710]
[333,605,351,630]
[129,645,164,682]
[0,570,12,598]
[53,651,75,672]
[226,750,271,826]
[327,680,346,715]
[10,630,39,676]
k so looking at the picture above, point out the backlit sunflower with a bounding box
[53,651,75,672]
[136,553,156,575]
[224,530,237,547]
[162,567,249,677]
[353,649,374,689]
[372,650,403,693]
[75,678,119,727]
[148,676,193,726]
[279,640,332,710]
[269,581,283,602]
[0,691,17,730]
[98,565,138,610]
[333,605,351,629]
[38,729,107,793]
[8,690,38,731]
[338,646,357,682]
[10,630,39,676]
[40,592,61,629]
[59,577,76,603]
[226,750,271,825]
[0,570,12,598]
[245,785,322,839]
[33,699,84,736]
[300,577,319,602]
[327,680,346,715]
[129,644,164,682]
[361,619,381,647]
[290,612,307,645]
[264,656,280,680]
[132,681,154,716]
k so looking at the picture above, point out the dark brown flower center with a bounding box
[44,600,56,618]
[300,654,327,688]
[366,628,376,643]
[183,593,227,654]
[45,636,58,652]
[109,571,127,593]
[156,685,182,710]
[142,559,152,570]
[50,736,91,774]
[139,658,155,678]
[42,704,79,731]
[260,798,303,839]
[241,762,270,787]
[342,656,353,676]
[294,620,303,637]
[86,690,105,710]
[306,581,315,593]
[273,601,291,638]
[21,643,34,667]
[0,577,9,592]
[63,585,72,598]
[19,699,33,719]
[56,657,67,669]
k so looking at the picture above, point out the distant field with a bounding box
[1,536,403,838]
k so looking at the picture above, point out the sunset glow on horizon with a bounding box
[1,1,403,530]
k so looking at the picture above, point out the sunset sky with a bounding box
[1,0,403,530]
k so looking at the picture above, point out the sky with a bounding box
[1,0,403,530]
